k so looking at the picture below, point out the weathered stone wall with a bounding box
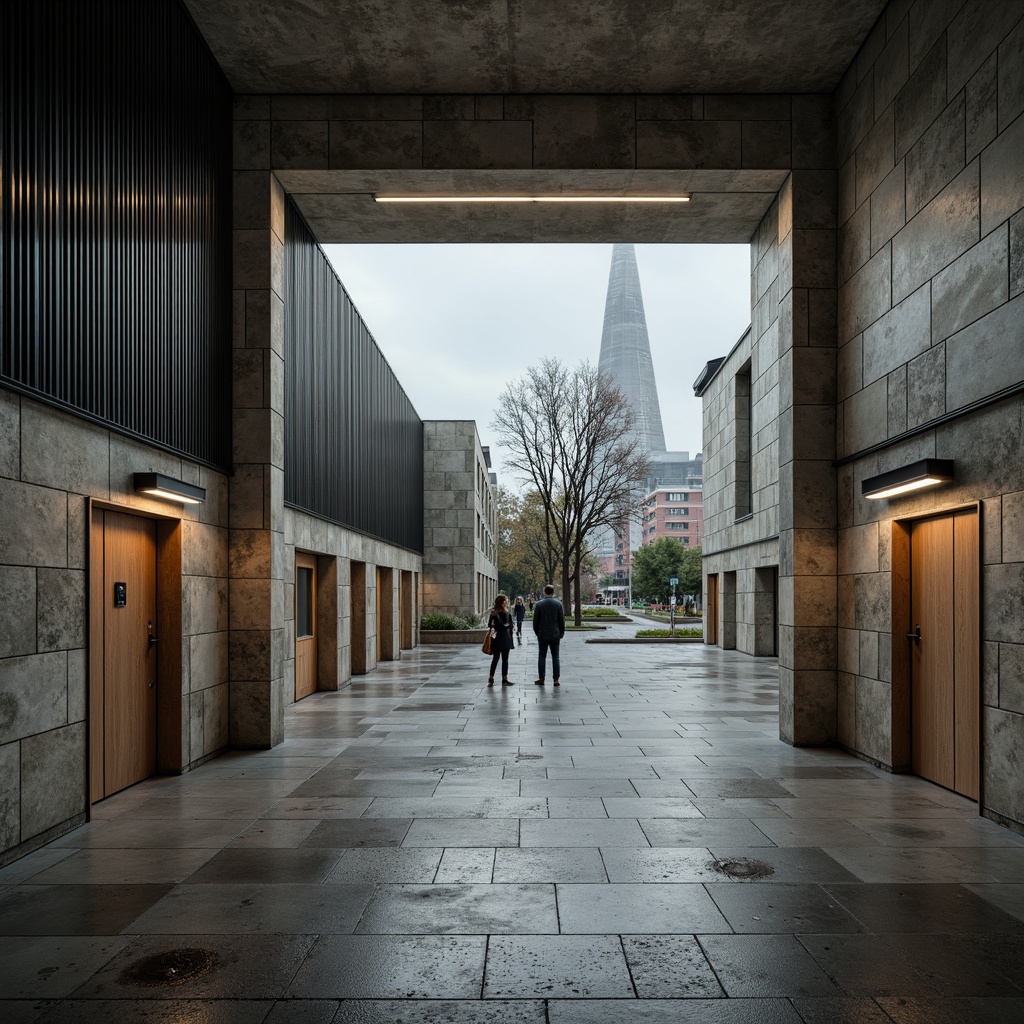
[0,392,230,864]
[422,420,498,618]
[283,508,421,694]
[835,0,1024,828]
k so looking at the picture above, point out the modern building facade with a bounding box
[421,420,499,618]
[696,0,1024,833]
[641,486,705,548]
[2,0,1022,870]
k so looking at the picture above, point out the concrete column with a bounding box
[229,104,287,746]
[776,166,839,745]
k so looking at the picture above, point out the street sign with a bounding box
[669,577,678,585]
[670,596,676,605]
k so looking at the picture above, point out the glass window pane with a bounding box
[297,567,314,638]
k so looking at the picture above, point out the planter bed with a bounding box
[585,636,704,644]
[420,629,488,645]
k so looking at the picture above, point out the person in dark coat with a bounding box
[513,596,526,642]
[532,584,565,686]
[487,594,516,686]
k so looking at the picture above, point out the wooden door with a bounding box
[706,573,719,646]
[295,552,317,701]
[102,510,158,796]
[400,570,413,650]
[909,510,979,799]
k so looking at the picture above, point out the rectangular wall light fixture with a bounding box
[373,195,691,203]
[861,459,954,500]
[134,472,206,504]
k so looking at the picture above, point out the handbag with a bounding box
[482,627,495,655]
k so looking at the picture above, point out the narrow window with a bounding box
[735,362,752,519]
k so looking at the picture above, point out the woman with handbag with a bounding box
[487,593,516,686]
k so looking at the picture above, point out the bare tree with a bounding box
[492,358,650,625]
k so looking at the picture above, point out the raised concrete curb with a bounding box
[419,629,487,645]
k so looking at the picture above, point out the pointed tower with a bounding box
[597,243,666,454]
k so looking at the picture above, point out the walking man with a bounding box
[533,584,565,686]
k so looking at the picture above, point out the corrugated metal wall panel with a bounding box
[0,0,232,469]
[284,201,424,554]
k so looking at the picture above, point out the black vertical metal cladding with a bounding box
[0,0,232,469]
[284,200,424,554]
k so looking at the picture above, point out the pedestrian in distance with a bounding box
[532,584,565,686]
[487,593,516,686]
[513,595,526,643]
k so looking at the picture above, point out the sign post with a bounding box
[669,577,678,632]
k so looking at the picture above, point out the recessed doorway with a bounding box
[294,551,317,701]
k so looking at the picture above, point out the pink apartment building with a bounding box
[640,486,704,548]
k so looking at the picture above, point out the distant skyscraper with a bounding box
[597,243,666,454]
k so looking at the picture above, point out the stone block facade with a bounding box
[0,393,230,864]
[422,421,498,618]
[699,0,1024,832]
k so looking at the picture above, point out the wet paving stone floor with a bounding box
[3,620,1024,1023]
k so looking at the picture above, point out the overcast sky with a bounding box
[322,243,751,485]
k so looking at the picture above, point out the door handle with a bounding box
[905,625,921,643]
[147,620,159,647]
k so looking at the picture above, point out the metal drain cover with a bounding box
[118,948,219,988]
[711,857,775,880]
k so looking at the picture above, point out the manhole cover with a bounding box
[711,857,775,880]
[516,754,543,760]
[118,948,219,988]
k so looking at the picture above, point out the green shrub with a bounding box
[582,607,622,617]
[634,628,703,638]
[421,612,480,630]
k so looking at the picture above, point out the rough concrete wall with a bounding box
[0,392,230,864]
[422,420,497,618]
[835,0,1024,829]
[282,507,422,698]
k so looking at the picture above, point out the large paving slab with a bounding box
[2,621,1024,1022]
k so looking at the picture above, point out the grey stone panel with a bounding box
[855,104,895,207]
[271,121,329,169]
[20,721,85,837]
[511,96,635,169]
[895,34,947,161]
[946,0,1024,98]
[0,387,18,479]
[203,682,230,755]
[906,344,946,427]
[842,378,887,456]
[944,293,1024,409]
[980,107,1024,235]
[233,120,271,170]
[741,121,792,168]
[704,95,792,120]
[68,649,86,725]
[20,404,109,497]
[329,121,423,169]
[36,569,86,653]
[0,739,18,850]
[855,675,892,764]
[190,632,229,692]
[422,121,532,169]
[983,707,1024,823]
[908,0,960,73]
[931,224,1009,343]
[182,522,229,580]
[853,573,890,632]
[233,230,272,291]
[328,96,423,120]
[423,95,475,120]
[1001,642,1024,713]
[272,95,328,120]
[887,364,907,435]
[870,159,906,254]
[837,73,874,164]
[0,567,36,658]
[874,15,909,118]
[862,282,930,386]
[905,92,966,218]
[999,17,1024,131]
[636,95,699,119]
[1011,211,1024,298]
[966,53,999,162]
[984,563,1024,644]
[635,120,741,169]
[855,11,888,83]
[0,651,68,745]
[839,245,891,344]
[892,159,980,304]
[838,336,863,401]
[1005,491,1024,563]
[791,668,839,744]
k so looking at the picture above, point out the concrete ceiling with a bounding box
[185,0,886,95]
[279,169,791,243]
